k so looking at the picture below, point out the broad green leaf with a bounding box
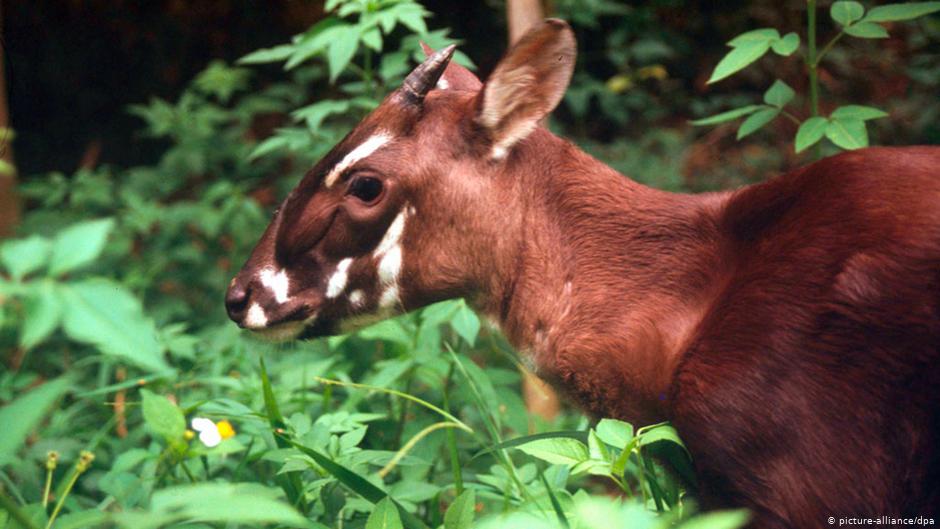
[707,40,773,84]
[863,2,940,22]
[736,107,780,139]
[60,279,169,372]
[361,27,383,52]
[726,28,780,46]
[844,22,890,38]
[771,32,800,56]
[825,118,869,149]
[678,509,751,529]
[587,429,610,461]
[831,1,866,25]
[470,430,588,461]
[53,510,110,529]
[516,437,589,466]
[444,490,475,529]
[637,423,689,453]
[140,389,185,443]
[292,100,350,131]
[20,281,63,349]
[595,418,634,449]
[831,105,889,121]
[328,26,361,82]
[795,117,829,153]
[48,218,115,277]
[238,44,294,64]
[0,235,51,280]
[0,377,70,466]
[367,498,403,529]
[689,105,762,126]
[763,79,795,107]
[450,301,480,346]
[146,483,308,526]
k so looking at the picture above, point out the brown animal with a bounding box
[225,19,940,527]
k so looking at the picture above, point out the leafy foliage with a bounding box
[693,1,939,154]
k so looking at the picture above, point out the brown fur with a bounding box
[227,21,940,526]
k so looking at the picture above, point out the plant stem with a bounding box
[442,367,464,495]
[45,471,79,529]
[0,488,42,529]
[806,0,824,159]
[807,0,820,119]
[781,110,802,126]
[814,31,844,67]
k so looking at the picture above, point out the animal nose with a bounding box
[225,279,250,323]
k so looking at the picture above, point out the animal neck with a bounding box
[482,129,731,423]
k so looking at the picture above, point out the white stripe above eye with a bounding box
[324,132,393,188]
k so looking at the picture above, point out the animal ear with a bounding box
[477,19,576,159]
[420,42,483,92]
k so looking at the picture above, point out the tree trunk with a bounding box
[506,0,562,423]
[0,1,20,237]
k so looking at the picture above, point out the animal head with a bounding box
[225,19,576,341]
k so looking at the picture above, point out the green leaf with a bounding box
[795,117,829,153]
[60,279,169,372]
[238,44,294,65]
[292,100,350,132]
[736,107,780,139]
[763,79,795,107]
[689,105,762,126]
[516,437,589,466]
[844,22,890,38]
[470,431,588,461]
[20,281,63,349]
[450,300,480,346]
[366,498,403,529]
[831,1,866,25]
[707,40,773,84]
[0,377,70,466]
[825,118,869,149]
[677,509,751,529]
[831,105,889,121]
[444,490,475,529]
[595,419,634,449]
[863,2,940,22]
[54,510,110,529]
[726,28,780,46]
[48,218,115,277]
[771,32,800,56]
[140,389,185,443]
[0,235,51,280]
[361,27,383,52]
[328,27,361,82]
[145,483,308,526]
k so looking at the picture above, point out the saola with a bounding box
[226,19,940,527]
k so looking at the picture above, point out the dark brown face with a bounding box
[225,21,576,342]
[225,46,481,342]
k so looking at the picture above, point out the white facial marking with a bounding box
[348,289,365,308]
[490,145,508,161]
[379,284,400,308]
[260,268,290,304]
[436,78,449,90]
[377,245,402,284]
[372,209,407,309]
[326,258,353,299]
[245,303,268,329]
[324,132,392,188]
[374,211,406,257]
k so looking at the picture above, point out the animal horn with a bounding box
[400,44,456,104]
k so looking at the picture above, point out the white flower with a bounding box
[191,417,222,448]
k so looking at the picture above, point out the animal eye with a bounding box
[347,176,384,203]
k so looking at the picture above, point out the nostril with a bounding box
[225,281,250,321]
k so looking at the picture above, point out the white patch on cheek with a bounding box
[436,78,449,90]
[375,211,406,257]
[324,132,392,188]
[326,258,353,299]
[348,289,365,308]
[378,284,400,308]
[245,303,268,329]
[260,268,290,304]
[377,246,401,284]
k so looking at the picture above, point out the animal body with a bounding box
[226,19,940,527]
